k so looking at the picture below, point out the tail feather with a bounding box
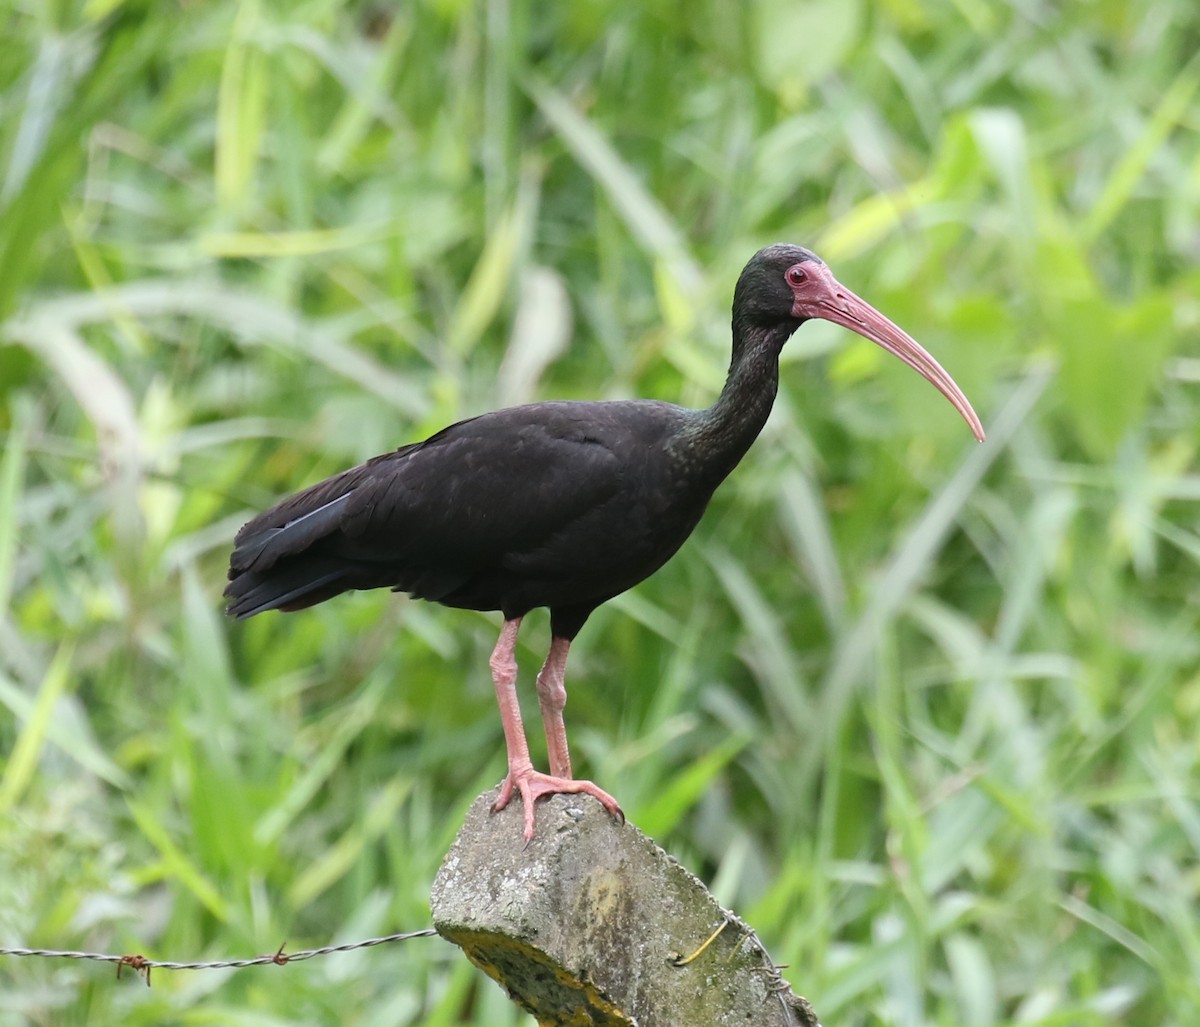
[230,493,354,574]
[226,485,363,618]
[224,445,440,619]
[224,560,351,619]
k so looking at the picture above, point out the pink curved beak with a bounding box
[799,264,985,442]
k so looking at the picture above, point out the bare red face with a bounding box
[785,261,985,441]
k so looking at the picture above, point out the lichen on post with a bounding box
[431,790,822,1026]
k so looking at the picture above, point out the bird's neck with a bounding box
[678,321,794,485]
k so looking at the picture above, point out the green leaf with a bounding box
[1054,292,1175,459]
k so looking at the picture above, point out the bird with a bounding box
[225,244,984,839]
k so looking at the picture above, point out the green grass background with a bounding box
[2,0,1198,1023]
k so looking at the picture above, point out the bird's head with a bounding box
[735,244,985,441]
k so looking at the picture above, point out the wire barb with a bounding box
[115,953,151,986]
[0,928,439,986]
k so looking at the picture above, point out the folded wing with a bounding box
[224,405,630,618]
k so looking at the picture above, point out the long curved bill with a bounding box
[808,265,986,442]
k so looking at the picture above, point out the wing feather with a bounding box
[225,403,640,617]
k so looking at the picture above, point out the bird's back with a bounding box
[225,399,719,629]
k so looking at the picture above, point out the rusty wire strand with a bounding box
[0,928,439,986]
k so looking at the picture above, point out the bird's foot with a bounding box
[493,768,624,840]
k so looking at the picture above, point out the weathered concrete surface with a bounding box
[431,789,822,1027]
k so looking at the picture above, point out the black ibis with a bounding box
[225,244,984,838]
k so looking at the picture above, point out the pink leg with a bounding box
[535,636,573,778]
[489,619,623,839]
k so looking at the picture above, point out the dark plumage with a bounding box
[226,244,984,837]
[228,400,707,638]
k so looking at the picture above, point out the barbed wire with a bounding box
[0,928,440,986]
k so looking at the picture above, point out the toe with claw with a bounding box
[493,767,623,840]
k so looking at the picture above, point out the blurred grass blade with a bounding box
[288,776,412,908]
[1058,893,1160,966]
[216,0,267,214]
[181,565,236,723]
[448,177,537,357]
[522,73,701,292]
[1084,51,1200,242]
[0,669,130,791]
[199,224,400,258]
[128,798,232,921]
[498,265,572,405]
[0,413,27,618]
[2,33,73,202]
[255,673,390,847]
[7,319,140,470]
[633,734,748,837]
[990,487,1077,655]
[818,185,922,264]
[944,932,998,1027]
[9,281,429,417]
[706,542,813,732]
[316,18,410,173]
[0,644,74,814]
[969,107,1033,239]
[778,468,846,629]
[5,317,143,552]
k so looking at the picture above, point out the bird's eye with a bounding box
[786,265,807,285]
